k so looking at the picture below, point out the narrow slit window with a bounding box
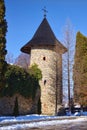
[43,57,46,61]
[44,80,46,85]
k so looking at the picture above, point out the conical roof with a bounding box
[21,18,67,54]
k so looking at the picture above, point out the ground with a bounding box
[0,114,87,129]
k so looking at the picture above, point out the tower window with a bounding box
[44,80,46,85]
[43,57,46,61]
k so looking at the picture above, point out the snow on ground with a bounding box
[0,113,87,130]
[1,117,87,130]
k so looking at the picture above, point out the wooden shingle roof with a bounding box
[21,18,67,54]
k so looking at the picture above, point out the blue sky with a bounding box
[5,0,87,58]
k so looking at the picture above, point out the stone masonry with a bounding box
[30,46,63,115]
[0,94,33,116]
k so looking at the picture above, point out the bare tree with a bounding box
[62,19,75,109]
[6,52,15,64]
[47,52,63,115]
[6,52,30,70]
[14,53,30,70]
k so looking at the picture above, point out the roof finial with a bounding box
[42,6,48,18]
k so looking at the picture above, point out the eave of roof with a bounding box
[21,18,67,54]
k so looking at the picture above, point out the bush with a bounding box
[57,107,66,116]
[29,63,42,80]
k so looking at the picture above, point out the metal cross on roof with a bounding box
[42,6,48,18]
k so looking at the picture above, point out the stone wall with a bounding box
[0,45,63,116]
[57,54,63,104]
[30,46,63,115]
[0,94,33,116]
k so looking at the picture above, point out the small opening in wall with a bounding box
[44,80,46,85]
[43,57,46,61]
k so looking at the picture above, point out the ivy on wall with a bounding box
[0,64,42,100]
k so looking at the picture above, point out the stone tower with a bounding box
[21,17,67,115]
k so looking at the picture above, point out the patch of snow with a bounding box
[74,104,81,108]
[82,111,87,116]
[74,112,81,116]
[0,114,57,123]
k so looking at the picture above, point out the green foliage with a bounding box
[29,63,42,80]
[74,31,87,105]
[0,64,40,99]
[13,97,19,116]
[76,32,87,58]
[75,32,87,75]
[0,0,7,89]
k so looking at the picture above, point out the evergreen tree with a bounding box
[13,97,19,116]
[73,32,87,106]
[0,0,7,89]
[37,98,41,114]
